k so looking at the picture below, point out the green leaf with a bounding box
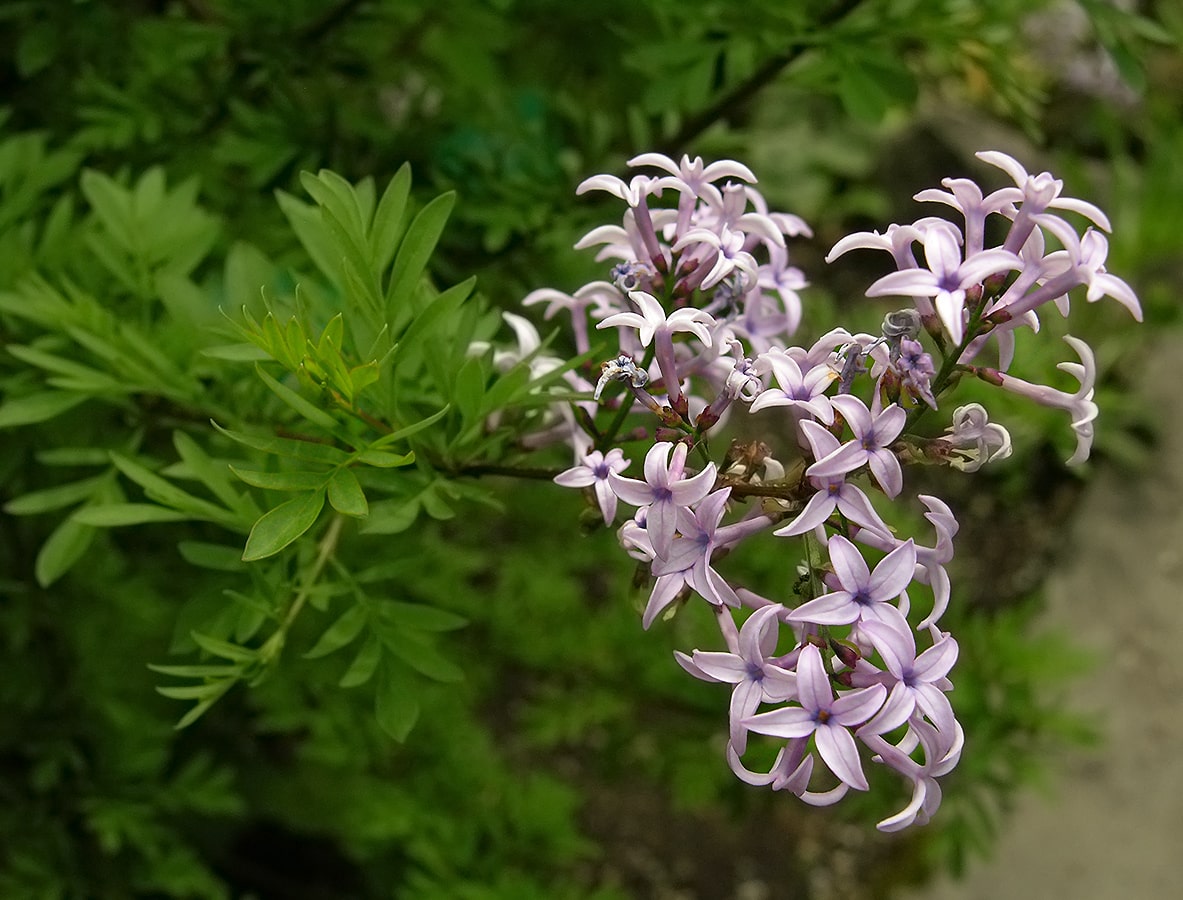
[355,448,413,468]
[212,422,352,465]
[4,474,108,515]
[453,354,486,425]
[200,343,272,361]
[370,164,412,272]
[110,453,243,529]
[375,660,420,741]
[35,517,96,587]
[838,63,891,123]
[385,191,456,312]
[147,663,242,678]
[190,632,258,663]
[378,628,463,683]
[320,205,384,311]
[229,466,329,492]
[156,683,227,701]
[372,405,449,446]
[348,361,380,396]
[480,361,532,416]
[359,496,421,535]
[339,633,381,687]
[242,489,326,561]
[419,482,455,520]
[304,602,369,659]
[0,391,86,428]
[384,601,467,632]
[388,277,474,364]
[255,364,340,431]
[327,467,368,517]
[36,447,112,466]
[275,189,339,286]
[177,542,247,572]
[80,169,135,249]
[72,504,191,526]
[173,681,236,729]
[317,314,345,357]
[300,170,368,241]
[173,431,255,519]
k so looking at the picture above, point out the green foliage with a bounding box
[1,1,1177,897]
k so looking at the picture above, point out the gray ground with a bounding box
[901,335,1183,900]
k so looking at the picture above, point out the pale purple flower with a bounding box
[608,441,716,558]
[629,153,757,235]
[861,719,964,831]
[976,149,1111,255]
[773,420,892,538]
[894,337,937,408]
[749,353,836,422]
[653,488,771,608]
[855,604,958,736]
[866,222,1020,344]
[574,221,643,264]
[943,403,1013,472]
[553,448,631,524]
[826,222,927,270]
[783,327,856,370]
[787,534,916,627]
[629,152,757,192]
[993,335,1098,465]
[1005,216,1142,322]
[597,290,715,400]
[673,224,761,291]
[691,604,798,752]
[913,176,1022,257]
[576,173,676,268]
[854,495,958,630]
[742,643,887,790]
[726,737,851,807]
[700,182,787,250]
[806,395,907,498]
[575,172,674,207]
[754,243,807,338]
[523,281,621,354]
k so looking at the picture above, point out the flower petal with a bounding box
[815,724,869,790]
[868,539,917,602]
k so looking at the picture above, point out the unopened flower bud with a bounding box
[696,407,721,431]
[972,366,1004,387]
[983,271,1008,297]
[654,426,683,443]
[671,392,689,421]
[830,638,862,669]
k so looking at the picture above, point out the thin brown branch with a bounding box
[654,0,867,158]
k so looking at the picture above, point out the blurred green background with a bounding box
[1,1,1180,897]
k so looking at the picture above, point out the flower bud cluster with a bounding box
[492,152,1139,830]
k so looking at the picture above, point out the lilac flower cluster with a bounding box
[496,152,1139,830]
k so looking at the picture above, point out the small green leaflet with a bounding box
[241,489,326,561]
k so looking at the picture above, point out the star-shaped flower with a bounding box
[608,441,716,559]
[742,643,886,790]
[553,448,631,524]
[691,604,798,753]
[597,290,715,400]
[805,395,907,498]
[787,534,916,627]
[866,222,1020,344]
